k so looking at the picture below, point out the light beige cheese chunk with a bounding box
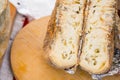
[80,0,116,74]
[44,0,87,69]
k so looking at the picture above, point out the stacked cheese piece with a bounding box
[44,0,119,74]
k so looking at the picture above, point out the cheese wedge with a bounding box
[80,0,116,74]
[44,0,87,69]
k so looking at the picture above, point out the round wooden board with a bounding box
[11,16,120,80]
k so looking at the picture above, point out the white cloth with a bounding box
[9,0,55,19]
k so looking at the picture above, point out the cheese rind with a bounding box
[115,13,120,49]
[0,0,10,64]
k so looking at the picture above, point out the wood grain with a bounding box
[11,16,120,80]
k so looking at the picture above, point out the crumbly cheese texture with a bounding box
[0,0,10,63]
[44,0,86,69]
[92,14,120,80]
[115,13,120,49]
[80,0,116,74]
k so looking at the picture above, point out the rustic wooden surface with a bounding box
[11,16,120,80]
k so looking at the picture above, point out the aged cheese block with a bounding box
[80,0,116,74]
[43,0,86,69]
[0,0,15,64]
[11,16,120,80]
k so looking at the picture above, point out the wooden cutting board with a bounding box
[11,16,120,80]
